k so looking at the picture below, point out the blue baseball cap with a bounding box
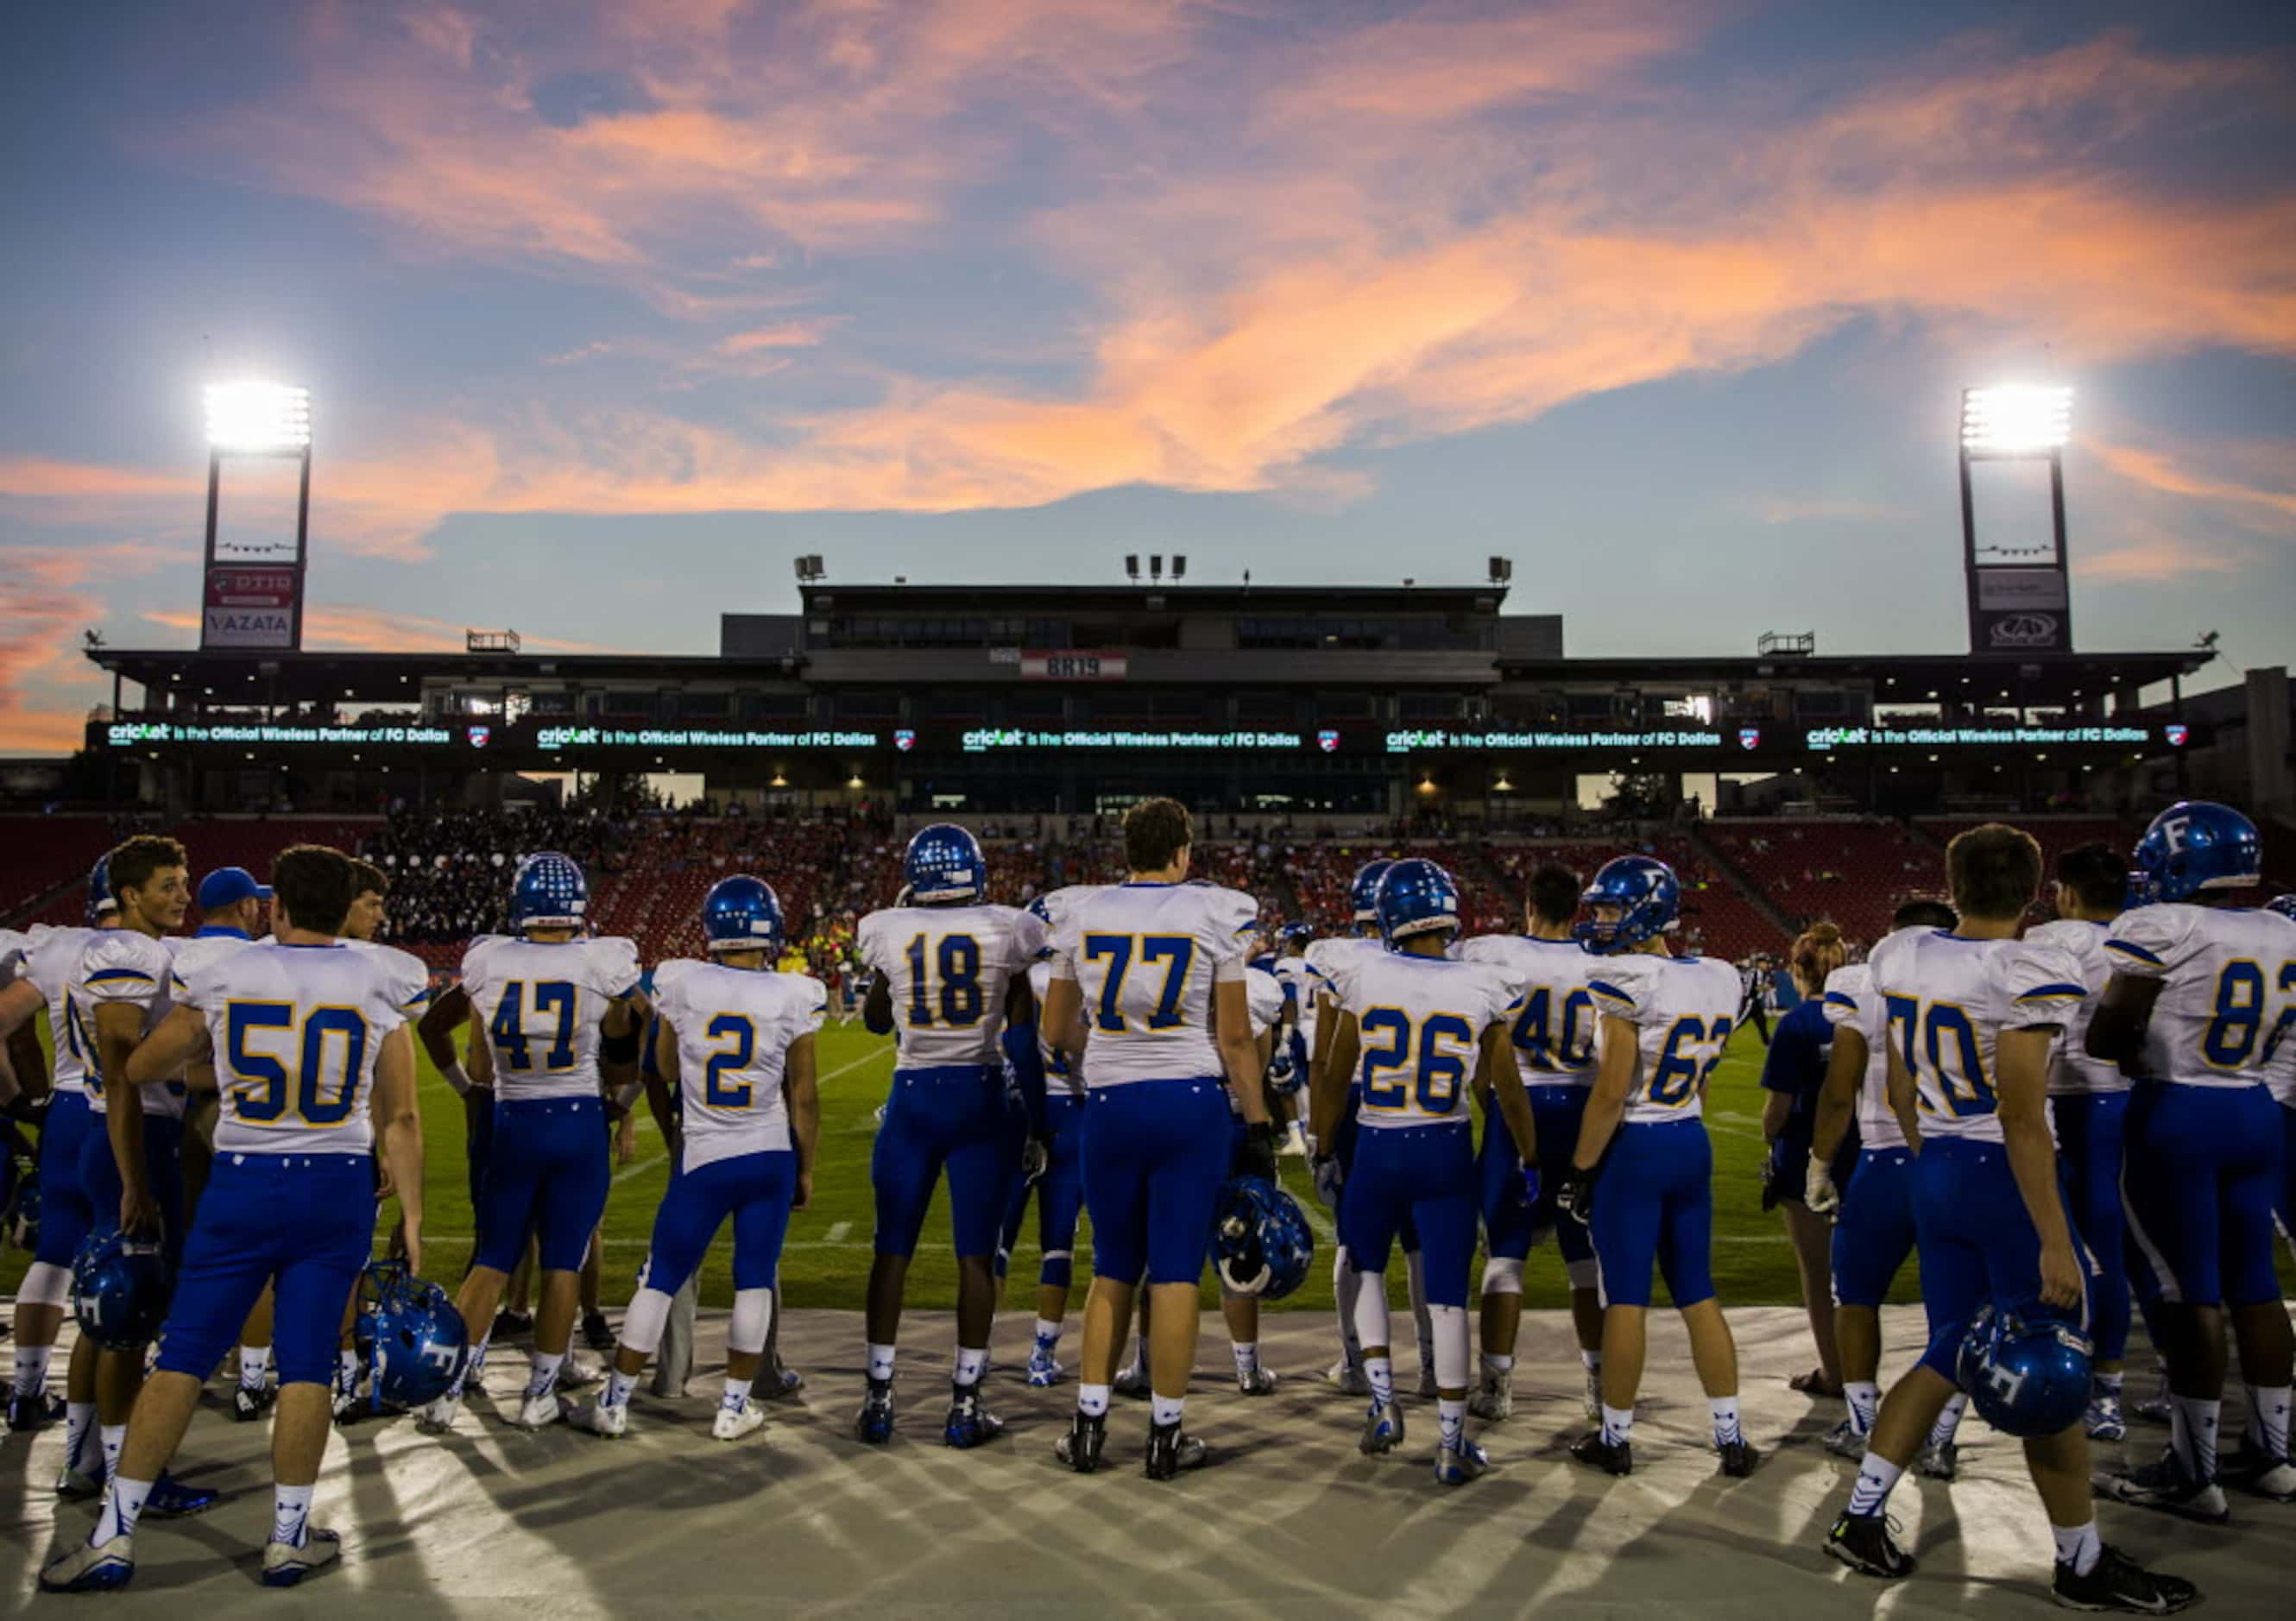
[197,867,272,910]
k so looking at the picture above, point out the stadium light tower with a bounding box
[201,382,312,652]
[1959,384,2073,655]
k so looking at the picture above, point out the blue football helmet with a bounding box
[359,1262,470,1412]
[509,852,590,930]
[1277,921,1314,947]
[1209,1176,1315,1300]
[703,874,785,955]
[1575,855,1681,954]
[86,854,114,924]
[2131,801,2261,903]
[73,1230,173,1350]
[1375,858,1462,945]
[904,823,987,905]
[1348,860,1394,928]
[1957,1302,2092,1438]
[2267,893,2296,921]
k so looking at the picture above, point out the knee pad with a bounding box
[620,1288,675,1358]
[19,1260,71,1309]
[1039,1250,1072,1291]
[1480,1256,1524,1298]
[1566,1258,1600,1292]
[728,1288,774,1356]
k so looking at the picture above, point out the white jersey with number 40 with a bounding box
[1322,949,1517,1131]
[181,939,429,1157]
[653,959,825,1170]
[461,934,641,1102]
[857,903,1045,1071]
[1455,934,1599,1087]
[1053,883,1257,1088]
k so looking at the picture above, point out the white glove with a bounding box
[1805,1160,1839,1218]
[1020,1136,1050,1184]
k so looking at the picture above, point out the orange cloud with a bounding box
[717,319,843,353]
[2089,438,2296,522]
[0,542,187,755]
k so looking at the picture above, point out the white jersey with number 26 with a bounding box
[1323,949,1517,1131]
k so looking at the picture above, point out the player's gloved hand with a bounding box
[1517,1161,1542,1210]
[1239,1120,1280,1184]
[1311,1152,1344,1212]
[1556,1167,1594,1227]
[1804,1161,1840,1217]
[1266,1047,1296,1092]
[1021,1134,1051,1184]
[2,1091,47,1127]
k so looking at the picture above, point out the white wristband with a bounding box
[441,1061,473,1097]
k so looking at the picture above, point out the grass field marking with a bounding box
[609,1038,898,1185]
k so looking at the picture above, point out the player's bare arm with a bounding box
[2083,974,2160,1069]
[1808,1025,1864,1170]
[374,1023,425,1274]
[1996,1025,2081,1309]
[1883,1039,1923,1153]
[1040,973,1086,1062]
[1310,1009,1359,1147]
[1214,979,1269,1126]
[95,1000,159,1237]
[1480,1024,1537,1166]
[784,1030,819,1211]
[125,1004,205,1085]
[1570,1013,1637,1171]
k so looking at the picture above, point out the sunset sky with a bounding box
[3,0,2293,753]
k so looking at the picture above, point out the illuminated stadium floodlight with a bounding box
[1959,383,2073,655]
[1960,385,2071,457]
[204,382,312,453]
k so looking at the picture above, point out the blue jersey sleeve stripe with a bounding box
[1821,990,1858,1009]
[2015,982,2089,1000]
[1588,979,1634,1007]
[2104,939,2164,965]
[85,968,154,985]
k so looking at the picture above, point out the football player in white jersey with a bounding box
[1806,899,1969,1473]
[2272,892,2296,1263]
[1560,855,1755,1479]
[1041,798,1273,1479]
[2025,842,2137,1444]
[0,860,115,1453]
[853,824,1047,1449]
[423,853,642,1433]
[1454,861,1605,1422]
[573,876,821,1442]
[1315,860,1536,1484]
[41,843,429,1592]
[1265,923,1315,1155]
[1308,861,1436,1398]
[2091,802,2296,1518]
[1824,824,2198,1614]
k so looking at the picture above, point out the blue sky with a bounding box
[3,0,2293,750]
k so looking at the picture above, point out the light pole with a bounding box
[201,382,312,651]
[1959,384,2072,656]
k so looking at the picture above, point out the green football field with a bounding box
[9,1021,1860,1315]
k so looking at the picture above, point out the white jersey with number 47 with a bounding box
[461,934,641,1102]
[181,939,429,1157]
[1053,882,1257,1088]
[1323,949,1517,1130]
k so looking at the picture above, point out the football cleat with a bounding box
[1056,1410,1107,1473]
[39,1534,136,1593]
[1914,1439,1959,1481]
[490,1309,533,1340]
[57,1462,106,1501]
[331,1382,363,1424]
[2050,1543,2200,1614]
[1415,1366,1441,1399]
[2220,1439,2296,1502]
[1822,1420,1870,1460]
[8,1391,66,1433]
[2096,1451,2229,1524]
[514,1390,565,1431]
[1719,1439,1763,1478]
[1025,1346,1064,1388]
[1434,1436,1489,1485]
[1359,1399,1406,1456]
[581,1310,615,1354]
[569,1399,628,1439]
[2085,1393,2127,1444]
[1468,1368,1512,1422]
[145,1473,220,1518]
[1144,1418,1206,1480]
[1236,1366,1279,1397]
[1324,1357,1369,1397]
[417,1393,462,1435]
[234,1383,278,1422]
[943,1384,1003,1450]
[558,1354,602,1391]
[713,1403,766,1442]
[1569,1431,1632,1476]
[855,1376,896,1445]
[1826,1511,1914,1579]
[1112,1364,1151,1399]
[764,1358,805,1399]
[260,1528,341,1589]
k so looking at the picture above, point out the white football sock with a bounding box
[601,1369,637,1410]
[1365,1355,1395,1406]
[1709,1396,1743,1448]
[1231,1341,1258,1378]
[273,1483,314,1549]
[2249,1385,2291,1461]
[238,1345,271,1391]
[1845,1379,1879,1435]
[866,1343,897,1383]
[100,1423,126,1479]
[721,1376,754,1412]
[2051,1520,2102,1578]
[1600,1403,1635,1446]
[954,1347,987,1387]
[2170,1394,2221,1480]
[1846,1452,1903,1517]
[1927,1391,1967,1449]
[14,1344,54,1397]
[93,1475,152,1546]
[1150,1393,1183,1427]
[524,1352,564,1399]
[1077,1383,1110,1417]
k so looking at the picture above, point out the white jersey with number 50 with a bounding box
[182,939,429,1157]
[461,934,641,1102]
[2104,904,2296,1092]
[857,903,1045,1071]
[1586,951,1742,1124]
[1053,883,1257,1088]
[653,959,825,1170]
[1323,949,1517,1130]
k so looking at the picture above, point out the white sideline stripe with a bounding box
[401,1231,1793,1252]
[824,1221,852,1243]
[609,1040,896,1185]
